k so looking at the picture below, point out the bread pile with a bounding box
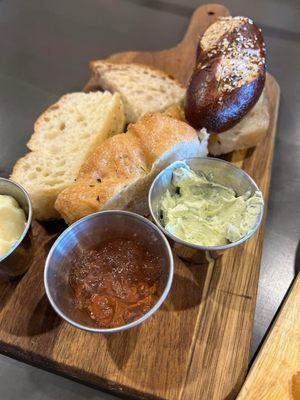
[11,15,270,224]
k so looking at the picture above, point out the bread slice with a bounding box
[55,112,208,224]
[11,91,126,220]
[90,61,186,123]
[208,89,270,155]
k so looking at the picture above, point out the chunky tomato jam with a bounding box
[69,239,162,328]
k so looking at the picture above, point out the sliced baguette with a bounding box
[11,91,126,220]
[208,89,270,155]
[90,61,186,123]
[55,112,208,224]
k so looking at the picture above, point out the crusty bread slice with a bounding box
[90,61,186,123]
[55,112,208,224]
[11,91,126,220]
[208,89,270,155]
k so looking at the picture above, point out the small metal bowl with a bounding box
[0,178,33,280]
[44,210,174,333]
[149,157,264,262]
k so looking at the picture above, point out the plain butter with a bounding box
[0,195,26,257]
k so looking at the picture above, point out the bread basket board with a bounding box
[0,4,280,400]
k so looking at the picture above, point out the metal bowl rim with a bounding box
[0,177,33,262]
[148,157,265,252]
[44,209,174,334]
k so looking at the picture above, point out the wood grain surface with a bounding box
[237,274,300,400]
[0,4,280,400]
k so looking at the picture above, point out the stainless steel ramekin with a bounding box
[148,157,264,263]
[44,210,174,333]
[0,178,33,280]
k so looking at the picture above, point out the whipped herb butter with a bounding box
[160,165,263,246]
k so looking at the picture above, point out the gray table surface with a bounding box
[0,0,299,398]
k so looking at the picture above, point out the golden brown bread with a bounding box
[55,112,208,224]
[163,104,186,121]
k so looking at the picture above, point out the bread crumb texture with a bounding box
[11,91,125,219]
[91,62,186,123]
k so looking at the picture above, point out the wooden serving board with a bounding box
[237,274,300,400]
[0,4,280,400]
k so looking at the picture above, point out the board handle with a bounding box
[179,4,230,49]
[84,4,231,89]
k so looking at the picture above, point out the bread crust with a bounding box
[55,112,206,224]
[185,16,266,132]
[89,60,185,90]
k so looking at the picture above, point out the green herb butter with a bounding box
[160,165,263,246]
